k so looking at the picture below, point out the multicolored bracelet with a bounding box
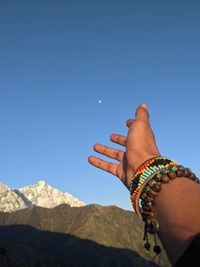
[130,156,179,218]
[129,156,200,255]
[141,165,199,254]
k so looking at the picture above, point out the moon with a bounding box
[98,100,102,104]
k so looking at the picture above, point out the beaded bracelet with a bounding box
[130,156,179,217]
[131,162,200,256]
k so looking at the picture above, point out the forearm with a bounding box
[154,177,200,265]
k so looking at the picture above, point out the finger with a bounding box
[88,156,118,176]
[126,119,134,128]
[93,143,124,162]
[135,103,149,123]
[110,134,127,147]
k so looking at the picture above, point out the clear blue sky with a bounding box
[0,1,200,210]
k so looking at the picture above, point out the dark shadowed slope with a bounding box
[0,225,160,267]
[0,204,171,267]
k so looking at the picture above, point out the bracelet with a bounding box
[130,156,179,217]
[141,165,199,255]
[130,158,200,256]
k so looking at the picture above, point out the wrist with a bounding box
[154,177,200,264]
[129,158,200,262]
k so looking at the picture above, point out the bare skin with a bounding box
[88,104,160,189]
[88,104,200,265]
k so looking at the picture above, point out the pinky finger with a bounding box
[88,156,118,176]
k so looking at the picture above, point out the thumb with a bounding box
[135,103,150,123]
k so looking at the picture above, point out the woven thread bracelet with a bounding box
[130,156,179,217]
[140,165,199,255]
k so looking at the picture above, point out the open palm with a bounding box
[88,104,160,190]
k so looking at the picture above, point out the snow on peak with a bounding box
[37,180,47,185]
[19,181,85,208]
[0,181,9,191]
[0,181,85,212]
[0,182,27,212]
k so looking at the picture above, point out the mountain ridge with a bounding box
[0,180,85,212]
[0,204,171,267]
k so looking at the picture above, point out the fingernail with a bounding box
[141,103,148,110]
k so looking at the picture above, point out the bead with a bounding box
[146,169,153,174]
[140,192,147,200]
[142,213,149,221]
[143,185,151,193]
[161,174,170,183]
[184,167,192,172]
[176,169,183,177]
[191,176,198,183]
[178,165,184,169]
[167,171,177,179]
[144,242,150,250]
[145,217,158,229]
[153,245,161,254]
[143,211,155,217]
[148,179,157,187]
[148,189,158,197]
[151,184,161,192]
[144,196,154,202]
[146,202,153,209]
[142,173,149,178]
[182,169,190,177]
[160,169,168,174]
[145,217,152,225]
[143,206,152,212]
[154,173,162,182]
[147,191,155,198]
[169,165,178,172]
[189,173,195,180]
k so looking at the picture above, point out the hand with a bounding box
[88,104,160,190]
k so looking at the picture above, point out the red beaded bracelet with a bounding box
[130,156,178,217]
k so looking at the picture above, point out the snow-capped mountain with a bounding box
[0,182,27,212]
[0,180,85,212]
[19,180,85,208]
